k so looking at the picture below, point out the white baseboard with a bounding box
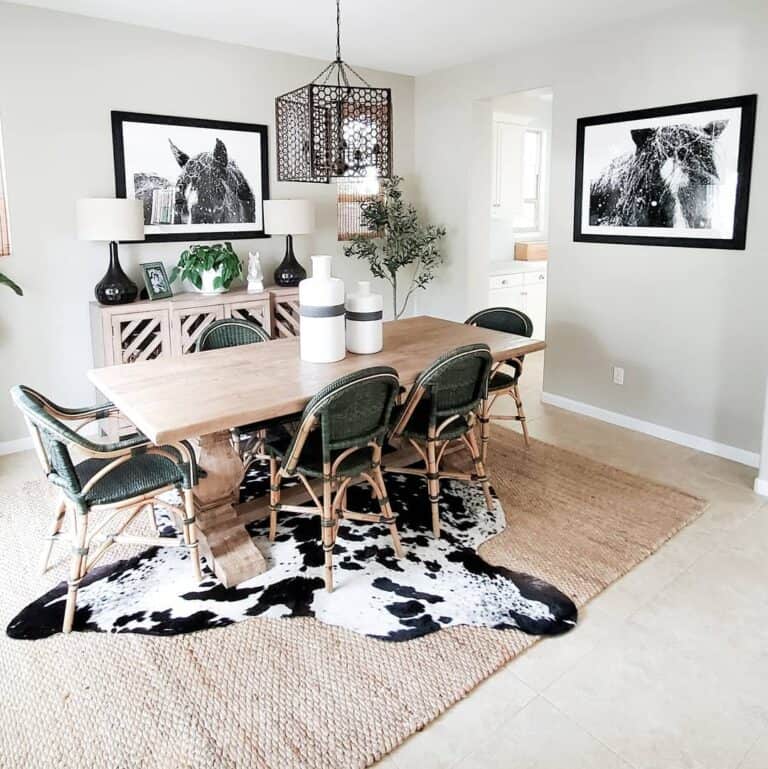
[754,477,768,497]
[541,391,761,469]
[0,437,33,456]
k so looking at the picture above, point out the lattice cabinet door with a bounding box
[110,310,171,365]
[270,289,300,338]
[170,305,225,355]
[225,298,272,337]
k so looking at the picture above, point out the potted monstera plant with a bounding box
[169,242,243,295]
[0,270,22,296]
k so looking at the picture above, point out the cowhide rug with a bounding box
[7,462,577,641]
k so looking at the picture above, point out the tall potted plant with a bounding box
[344,176,445,319]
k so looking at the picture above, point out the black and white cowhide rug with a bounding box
[7,462,577,642]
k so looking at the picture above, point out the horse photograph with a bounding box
[112,112,270,243]
[573,95,756,249]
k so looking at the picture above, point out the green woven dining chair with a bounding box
[11,385,202,634]
[266,366,403,592]
[196,317,298,465]
[385,344,494,539]
[465,307,534,459]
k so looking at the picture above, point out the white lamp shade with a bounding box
[76,198,145,242]
[263,199,315,235]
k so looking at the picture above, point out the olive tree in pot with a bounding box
[344,176,446,319]
[169,242,243,295]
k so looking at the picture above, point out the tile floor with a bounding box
[2,352,765,769]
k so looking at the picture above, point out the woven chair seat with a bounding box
[75,451,186,505]
[266,430,376,479]
[488,370,518,391]
[391,401,471,441]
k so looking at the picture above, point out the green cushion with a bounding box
[392,401,471,441]
[76,452,184,505]
[266,430,376,479]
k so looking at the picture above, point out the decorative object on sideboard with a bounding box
[77,198,144,305]
[574,94,757,250]
[169,242,243,295]
[275,0,392,184]
[140,261,173,301]
[264,199,315,287]
[112,111,270,243]
[514,241,548,261]
[247,251,265,293]
[345,281,383,354]
[299,255,345,363]
[344,176,446,319]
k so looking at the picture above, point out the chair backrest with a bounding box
[196,318,270,351]
[283,367,400,473]
[394,344,492,435]
[10,385,82,495]
[465,306,533,338]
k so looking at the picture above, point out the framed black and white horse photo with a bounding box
[112,111,270,243]
[574,95,756,249]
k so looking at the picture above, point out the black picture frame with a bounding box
[140,261,173,300]
[573,95,757,249]
[112,111,271,244]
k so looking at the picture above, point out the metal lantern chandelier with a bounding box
[275,0,392,184]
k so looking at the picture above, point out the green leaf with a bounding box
[0,272,22,296]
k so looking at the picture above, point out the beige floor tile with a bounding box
[683,451,759,489]
[387,667,535,769]
[0,449,39,487]
[545,615,768,769]
[459,696,632,769]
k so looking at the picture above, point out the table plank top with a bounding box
[88,315,545,444]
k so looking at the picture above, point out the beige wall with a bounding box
[414,1,767,460]
[0,2,414,445]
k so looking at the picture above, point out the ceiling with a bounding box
[13,0,698,75]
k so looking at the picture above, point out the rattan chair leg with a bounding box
[512,384,530,447]
[40,496,67,574]
[322,467,334,592]
[269,456,279,542]
[183,489,202,583]
[62,504,88,634]
[426,429,441,539]
[372,466,403,558]
[465,430,495,511]
[479,398,491,466]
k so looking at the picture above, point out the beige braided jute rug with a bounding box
[0,435,706,769]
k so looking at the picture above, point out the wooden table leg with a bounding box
[194,430,267,587]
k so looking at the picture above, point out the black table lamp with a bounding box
[77,198,145,304]
[264,199,316,287]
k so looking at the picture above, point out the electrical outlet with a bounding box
[612,366,625,385]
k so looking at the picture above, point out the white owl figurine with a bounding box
[247,251,264,293]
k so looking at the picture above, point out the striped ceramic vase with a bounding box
[298,255,346,363]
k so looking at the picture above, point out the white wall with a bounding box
[0,2,414,444]
[414,1,767,460]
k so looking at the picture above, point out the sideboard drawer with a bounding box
[110,310,171,365]
[170,304,226,355]
[489,273,524,290]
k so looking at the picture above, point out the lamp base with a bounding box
[273,235,307,287]
[95,241,138,305]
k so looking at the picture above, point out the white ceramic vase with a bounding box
[345,281,383,354]
[299,255,346,363]
[197,267,227,295]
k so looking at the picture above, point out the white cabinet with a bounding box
[488,268,547,339]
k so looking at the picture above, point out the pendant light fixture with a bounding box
[275,0,392,184]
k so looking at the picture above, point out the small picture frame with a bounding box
[140,261,173,300]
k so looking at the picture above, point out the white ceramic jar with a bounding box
[345,281,383,354]
[299,255,346,363]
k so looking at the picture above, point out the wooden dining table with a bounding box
[88,315,545,587]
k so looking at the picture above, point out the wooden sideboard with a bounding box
[90,286,300,367]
